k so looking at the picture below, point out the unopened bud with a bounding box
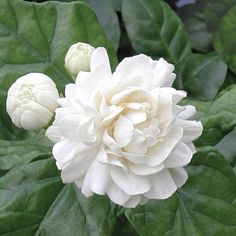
[6,73,59,130]
[65,42,95,78]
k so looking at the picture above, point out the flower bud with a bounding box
[6,73,59,130]
[64,42,95,77]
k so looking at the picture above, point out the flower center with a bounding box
[17,85,35,102]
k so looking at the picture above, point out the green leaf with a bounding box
[113,214,139,236]
[201,0,236,33]
[178,3,213,52]
[0,144,117,235]
[182,52,227,101]
[214,4,236,74]
[122,0,191,64]
[83,0,121,51]
[183,85,236,146]
[216,127,236,173]
[0,133,51,176]
[125,147,236,235]
[109,0,122,12]
[0,0,117,140]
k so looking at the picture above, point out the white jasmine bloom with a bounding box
[65,42,95,77]
[47,48,203,208]
[7,73,59,130]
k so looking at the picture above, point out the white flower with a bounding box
[65,42,95,77]
[7,73,59,130]
[46,48,203,208]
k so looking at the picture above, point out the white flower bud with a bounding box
[6,73,59,130]
[65,42,95,77]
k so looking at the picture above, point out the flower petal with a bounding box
[110,167,151,195]
[106,183,130,205]
[59,144,99,183]
[124,129,147,154]
[123,195,141,208]
[115,54,153,89]
[169,167,188,187]
[147,127,183,166]
[177,105,196,119]
[153,58,175,88]
[90,47,111,73]
[129,163,164,176]
[164,141,194,168]
[144,169,177,199]
[175,119,203,142]
[113,115,134,147]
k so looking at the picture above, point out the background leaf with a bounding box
[214,4,236,74]
[0,133,51,176]
[0,141,117,236]
[201,0,236,34]
[181,52,227,101]
[182,85,236,146]
[216,127,236,173]
[0,0,117,141]
[125,147,236,235]
[178,3,213,52]
[122,0,191,64]
[82,0,121,51]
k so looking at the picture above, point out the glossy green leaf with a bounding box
[125,147,236,235]
[28,0,121,50]
[216,127,236,173]
[83,0,121,51]
[113,214,139,236]
[0,133,51,176]
[0,0,117,140]
[201,0,236,33]
[214,4,236,74]
[122,0,191,64]
[178,3,213,52]
[0,145,117,235]
[109,0,122,12]
[182,85,236,146]
[182,52,227,101]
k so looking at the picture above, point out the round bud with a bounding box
[6,73,59,130]
[65,42,95,77]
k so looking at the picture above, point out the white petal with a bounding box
[113,115,134,147]
[139,197,149,205]
[177,105,196,119]
[99,152,126,168]
[125,110,147,125]
[129,163,164,176]
[106,183,130,205]
[123,195,141,208]
[153,58,175,88]
[46,126,61,143]
[101,106,123,127]
[175,119,203,142]
[102,129,121,154]
[110,167,151,195]
[73,67,112,104]
[122,151,147,164]
[115,54,153,89]
[53,139,78,167]
[110,88,135,105]
[160,87,187,104]
[60,145,99,183]
[164,141,194,168]
[144,169,177,199]
[124,129,147,154]
[147,127,183,166]
[88,153,111,195]
[90,47,111,73]
[169,167,188,187]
